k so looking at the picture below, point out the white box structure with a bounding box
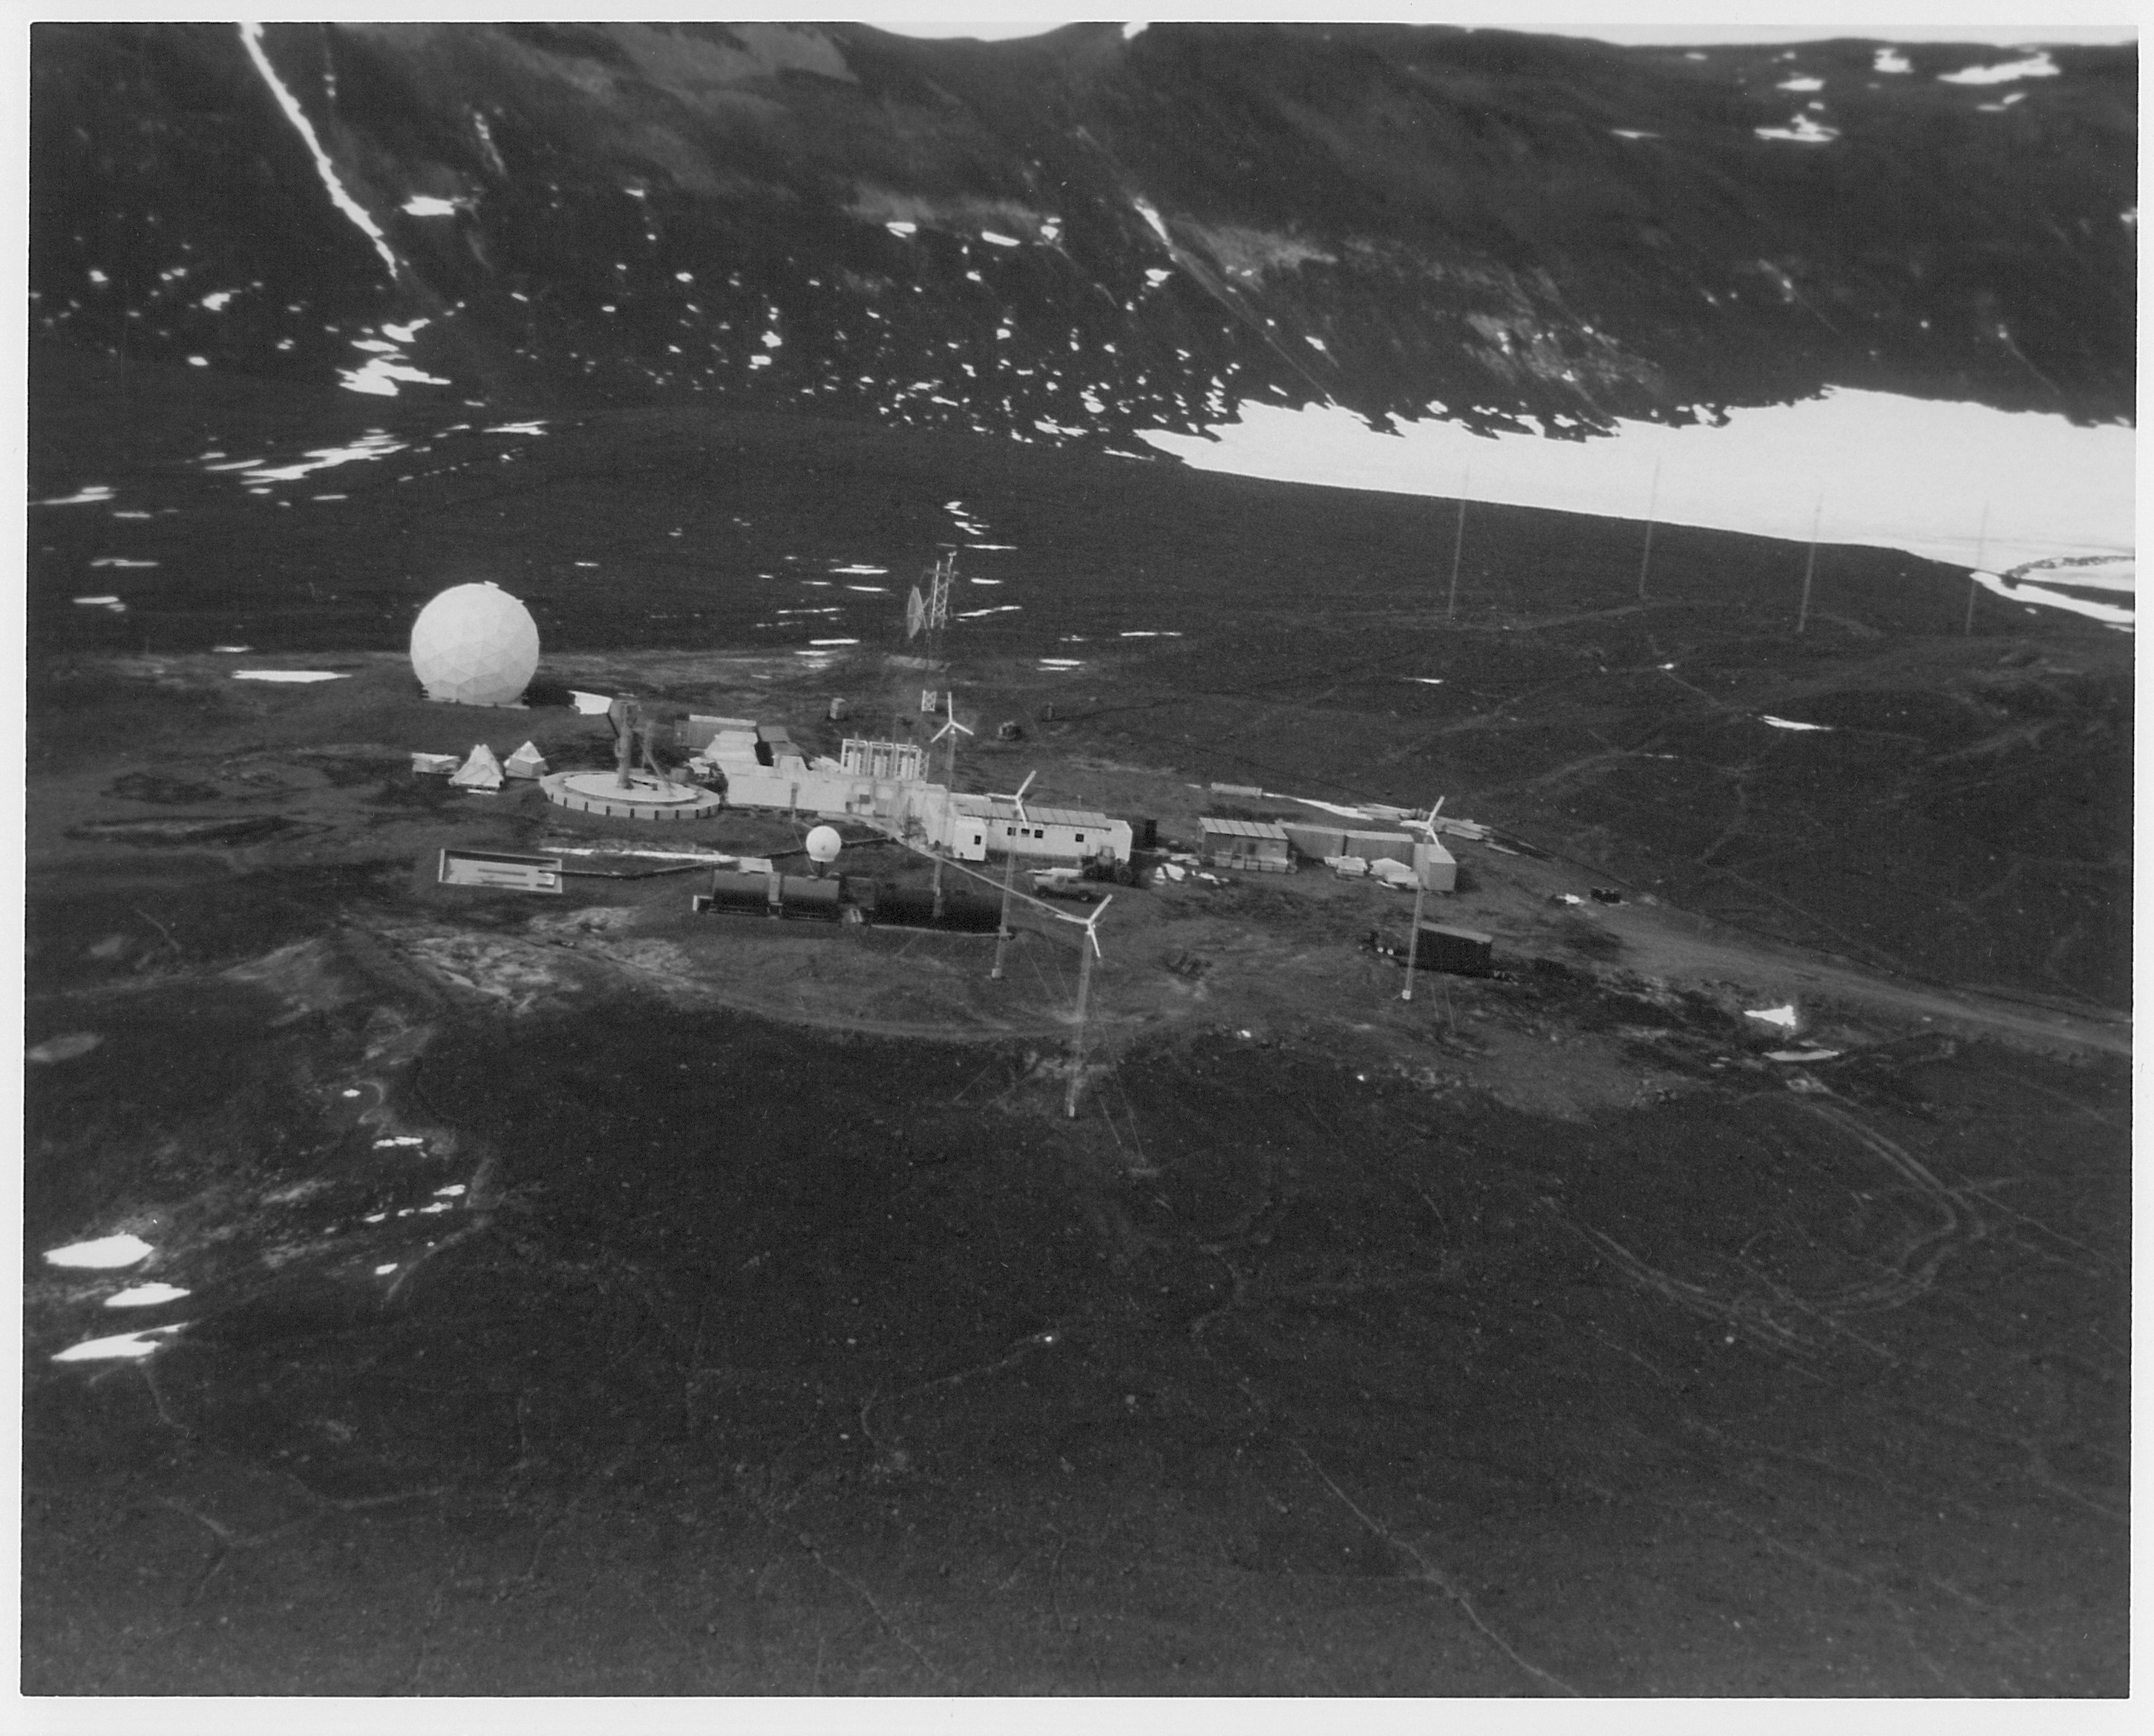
[839,738,926,782]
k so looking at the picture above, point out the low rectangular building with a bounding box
[1200,817,1292,873]
[948,796,1132,865]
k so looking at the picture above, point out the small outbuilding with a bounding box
[1199,817,1292,873]
[1414,923,1494,976]
[1414,837,1459,894]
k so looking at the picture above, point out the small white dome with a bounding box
[805,825,843,865]
[410,583,540,706]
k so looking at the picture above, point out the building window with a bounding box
[1076,833,1085,843]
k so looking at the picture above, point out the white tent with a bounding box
[450,743,505,790]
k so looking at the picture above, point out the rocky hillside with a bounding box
[30,22,2135,442]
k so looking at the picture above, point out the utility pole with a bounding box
[1964,501,1989,636]
[1795,494,1822,635]
[990,846,1018,979]
[1637,458,1661,600]
[1446,469,1470,622]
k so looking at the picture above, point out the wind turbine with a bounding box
[1060,894,1113,1118]
[1398,799,1444,1002]
[927,696,975,918]
[986,770,1036,980]
[930,693,974,780]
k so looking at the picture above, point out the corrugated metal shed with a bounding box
[1199,817,1289,840]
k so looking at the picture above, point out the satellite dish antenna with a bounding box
[985,770,1038,980]
[905,586,926,641]
[1058,894,1113,1118]
[805,825,842,874]
[1398,799,1443,1002]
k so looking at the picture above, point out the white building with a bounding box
[933,793,1133,865]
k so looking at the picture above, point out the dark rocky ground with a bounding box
[30,23,2135,439]
[23,355,2131,1699]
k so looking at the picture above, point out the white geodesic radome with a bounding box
[409,583,540,706]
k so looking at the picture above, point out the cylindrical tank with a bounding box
[704,869,779,914]
[778,874,844,920]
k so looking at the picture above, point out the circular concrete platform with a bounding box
[540,770,726,822]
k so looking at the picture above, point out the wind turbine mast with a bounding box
[1398,799,1443,1001]
[986,770,1036,980]
[1064,895,1113,1118]
[927,695,975,920]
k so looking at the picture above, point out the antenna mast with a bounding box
[925,548,957,658]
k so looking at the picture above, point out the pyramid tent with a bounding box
[450,743,505,789]
[503,741,549,779]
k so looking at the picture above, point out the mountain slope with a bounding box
[29,22,2136,442]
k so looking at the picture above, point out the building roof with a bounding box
[1200,816,1289,840]
[953,796,1115,829]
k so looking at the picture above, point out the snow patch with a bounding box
[1755,114,1839,145]
[239,23,399,278]
[1133,390,2132,612]
[52,1326,186,1363]
[106,1283,191,1308]
[45,1234,154,1269]
[1939,52,2058,85]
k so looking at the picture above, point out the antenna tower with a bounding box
[920,547,957,657]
